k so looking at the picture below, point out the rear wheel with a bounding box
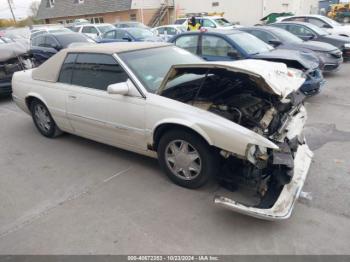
[30,99,62,138]
[157,130,218,189]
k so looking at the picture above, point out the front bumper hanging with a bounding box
[214,144,313,221]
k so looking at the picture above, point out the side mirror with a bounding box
[107,82,129,95]
[227,50,240,59]
[268,39,282,47]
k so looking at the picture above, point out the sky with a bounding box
[0,0,40,20]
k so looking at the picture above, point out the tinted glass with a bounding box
[119,46,203,93]
[288,24,315,37]
[127,28,154,39]
[82,26,97,34]
[45,36,58,47]
[307,18,328,28]
[166,27,177,35]
[58,53,77,84]
[247,30,277,43]
[116,30,128,39]
[98,25,115,33]
[202,35,236,57]
[71,54,128,91]
[32,35,45,46]
[104,30,116,39]
[269,27,303,43]
[229,32,273,55]
[214,18,232,27]
[202,19,216,28]
[175,35,199,54]
[55,33,90,48]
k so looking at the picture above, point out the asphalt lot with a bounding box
[0,63,350,255]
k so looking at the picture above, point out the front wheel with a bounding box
[30,99,62,138]
[157,130,218,189]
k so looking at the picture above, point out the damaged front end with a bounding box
[159,61,313,220]
[0,43,32,96]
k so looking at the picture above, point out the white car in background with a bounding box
[175,16,236,30]
[152,25,187,41]
[12,42,313,220]
[277,15,350,37]
[72,23,115,40]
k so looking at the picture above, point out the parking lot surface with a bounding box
[0,64,350,255]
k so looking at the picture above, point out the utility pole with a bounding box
[7,0,17,23]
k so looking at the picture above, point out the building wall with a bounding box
[47,8,165,26]
[174,0,319,25]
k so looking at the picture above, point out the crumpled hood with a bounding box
[292,40,339,52]
[158,59,306,99]
[252,49,319,70]
[0,42,28,62]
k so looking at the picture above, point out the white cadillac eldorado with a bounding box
[12,42,313,220]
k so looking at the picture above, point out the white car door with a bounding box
[62,53,147,150]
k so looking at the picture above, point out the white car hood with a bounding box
[158,59,306,99]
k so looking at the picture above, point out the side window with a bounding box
[82,26,98,34]
[71,54,129,91]
[45,36,58,48]
[116,30,128,39]
[202,35,235,57]
[35,36,46,47]
[166,27,177,35]
[307,18,329,28]
[58,53,77,84]
[104,30,116,39]
[248,30,277,44]
[202,19,216,28]
[175,35,199,54]
[289,25,314,37]
[157,27,165,34]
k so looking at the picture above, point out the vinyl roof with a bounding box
[66,42,171,54]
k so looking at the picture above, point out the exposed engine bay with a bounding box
[161,67,308,211]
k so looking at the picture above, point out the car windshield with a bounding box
[98,25,115,33]
[127,28,154,39]
[271,28,304,43]
[119,46,204,93]
[304,23,329,36]
[55,34,91,48]
[229,32,273,55]
[214,18,232,27]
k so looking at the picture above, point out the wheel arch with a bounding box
[152,121,213,151]
[25,93,48,112]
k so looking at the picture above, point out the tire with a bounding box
[30,99,62,138]
[157,130,218,189]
